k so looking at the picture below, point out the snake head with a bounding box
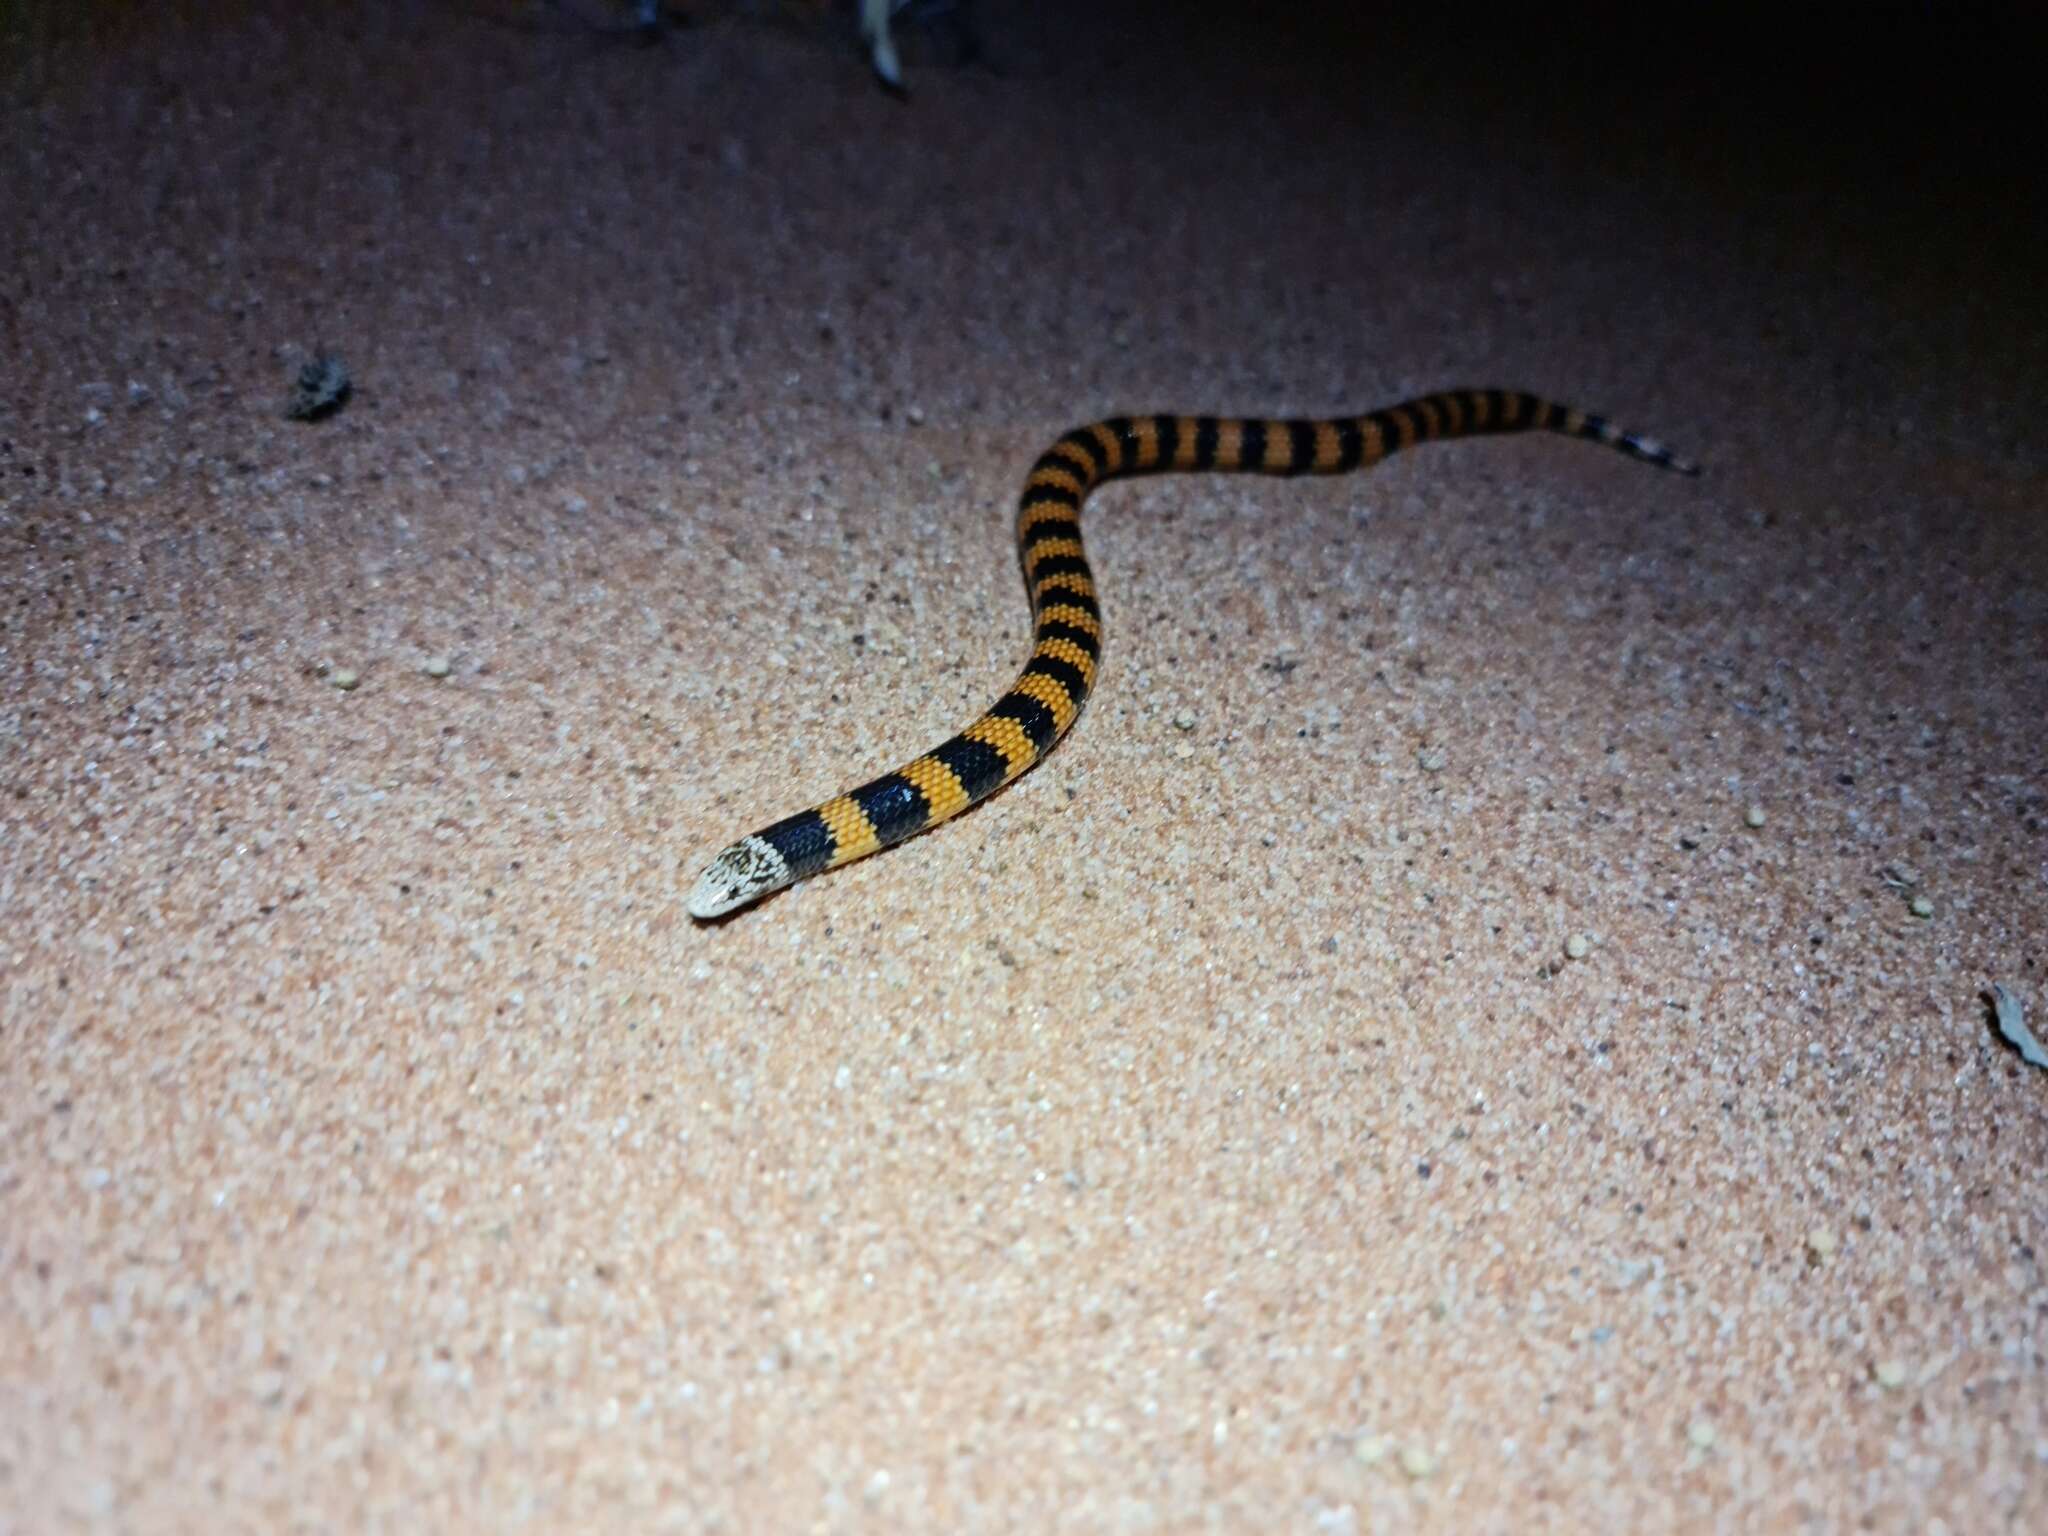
[687,835,794,919]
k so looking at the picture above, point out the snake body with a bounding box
[687,387,1697,918]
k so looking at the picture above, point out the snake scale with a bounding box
[687,386,1697,917]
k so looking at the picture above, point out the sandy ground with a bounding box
[3,2,2045,1530]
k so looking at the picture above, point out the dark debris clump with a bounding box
[285,352,351,421]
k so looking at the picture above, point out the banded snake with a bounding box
[688,387,1697,917]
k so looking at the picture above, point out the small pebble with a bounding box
[1806,1226,1838,1261]
[1908,895,1934,919]
[1417,748,1447,773]
[1744,804,1766,828]
[906,404,926,426]
[1352,1434,1391,1467]
[330,668,360,691]
[1873,1359,1908,1390]
[1172,710,1198,732]
[1564,932,1591,961]
[1686,1419,1717,1450]
[1398,1445,1435,1480]
[423,656,451,678]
